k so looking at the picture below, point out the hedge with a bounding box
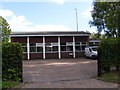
[2,43,23,82]
[98,38,120,73]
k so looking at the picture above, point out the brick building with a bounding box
[10,32,90,60]
[89,40,101,46]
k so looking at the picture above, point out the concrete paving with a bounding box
[22,58,118,88]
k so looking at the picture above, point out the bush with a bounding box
[98,38,120,73]
[2,43,23,82]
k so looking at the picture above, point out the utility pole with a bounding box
[75,8,78,32]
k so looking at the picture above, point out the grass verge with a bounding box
[2,81,20,89]
[98,71,119,84]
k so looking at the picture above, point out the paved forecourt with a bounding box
[22,58,118,88]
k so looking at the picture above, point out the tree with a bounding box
[90,32,100,40]
[90,32,105,40]
[0,16,11,42]
[89,2,120,38]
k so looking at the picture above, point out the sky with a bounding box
[0,0,97,33]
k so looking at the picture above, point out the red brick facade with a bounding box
[11,32,89,59]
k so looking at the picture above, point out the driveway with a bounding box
[22,58,118,88]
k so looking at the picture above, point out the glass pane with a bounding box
[75,46,81,51]
[61,46,66,51]
[51,43,58,46]
[75,42,80,45]
[45,43,51,46]
[66,46,73,51]
[37,47,43,52]
[60,43,66,45]
[81,46,86,51]
[22,47,27,52]
[30,44,36,46]
[66,42,73,46]
[81,42,87,45]
[92,47,97,51]
[52,46,58,51]
[45,47,51,52]
[30,47,36,52]
[36,43,43,46]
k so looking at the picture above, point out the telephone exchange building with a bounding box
[10,32,90,60]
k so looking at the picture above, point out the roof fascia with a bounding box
[10,34,90,37]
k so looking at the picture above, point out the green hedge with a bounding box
[2,43,23,82]
[98,38,120,72]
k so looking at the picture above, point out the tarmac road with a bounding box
[21,58,118,88]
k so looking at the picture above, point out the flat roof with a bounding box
[10,31,90,37]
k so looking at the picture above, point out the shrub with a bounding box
[2,42,23,82]
[98,38,120,72]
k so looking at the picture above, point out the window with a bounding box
[60,43,66,45]
[30,47,36,52]
[61,46,66,51]
[30,43,43,53]
[53,46,58,51]
[45,43,58,53]
[66,42,73,51]
[37,47,43,52]
[81,42,87,51]
[61,42,73,52]
[22,44,27,53]
[66,46,73,51]
[89,48,92,52]
[81,46,86,51]
[75,42,87,52]
[61,43,66,51]
[75,42,81,51]
[75,46,81,51]
[36,43,43,52]
[30,44,36,52]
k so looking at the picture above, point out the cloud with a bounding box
[81,6,93,19]
[1,0,94,2]
[0,9,14,17]
[35,24,72,31]
[50,0,64,4]
[0,9,73,32]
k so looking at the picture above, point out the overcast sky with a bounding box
[0,0,97,33]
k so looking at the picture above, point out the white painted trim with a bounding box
[73,36,75,58]
[10,34,89,37]
[27,36,30,60]
[58,36,61,59]
[43,36,45,59]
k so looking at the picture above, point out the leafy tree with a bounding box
[90,32,105,40]
[0,16,11,42]
[90,32,100,40]
[89,2,120,38]
[85,31,105,40]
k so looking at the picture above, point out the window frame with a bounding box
[75,42,88,52]
[61,42,73,52]
[22,43,27,53]
[45,43,58,53]
[30,43,43,53]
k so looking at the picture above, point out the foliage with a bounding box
[98,71,119,84]
[2,43,23,82]
[2,81,20,88]
[85,31,105,40]
[0,16,11,42]
[98,38,120,72]
[89,2,120,38]
[90,32,105,40]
